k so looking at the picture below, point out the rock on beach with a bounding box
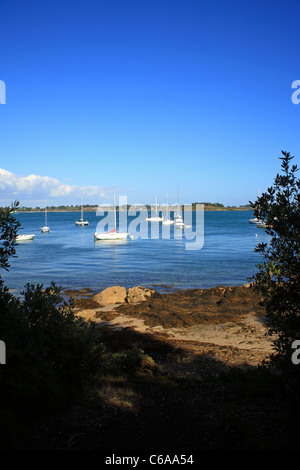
[126,286,156,304]
[92,285,156,307]
[93,286,127,306]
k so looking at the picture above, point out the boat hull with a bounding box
[174,215,184,228]
[255,221,268,228]
[249,218,260,224]
[145,217,164,222]
[94,232,129,240]
[16,234,35,241]
[76,221,89,226]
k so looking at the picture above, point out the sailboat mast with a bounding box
[166,194,169,218]
[45,200,47,226]
[114,193,117,229]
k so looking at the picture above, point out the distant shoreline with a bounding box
[16,207,253,214]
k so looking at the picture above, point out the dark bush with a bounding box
[0,204,104,447]
[251,151,300,377]
[0,280,103,415]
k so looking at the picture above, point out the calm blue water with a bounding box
[2,210,269,295]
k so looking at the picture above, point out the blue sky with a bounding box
[0,0,300,207]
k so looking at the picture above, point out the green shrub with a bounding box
[101,344,157,376]
[0,282,103,422]
[251,151,300,377]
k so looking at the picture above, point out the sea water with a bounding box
[2,210,269,295]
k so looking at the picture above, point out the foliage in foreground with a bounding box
[0,202,160,447]
[0,202,105,445]
[251,151,300,376]
[0,282,103,429]
[0,201,20,270]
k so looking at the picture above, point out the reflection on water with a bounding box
[94,239,130,247]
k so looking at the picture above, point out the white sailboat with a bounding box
[41,201,50,232]
[145,195,164,222]
[174,187,184,229]
[94,193,130,240]
[76,198,89,226]
[162,194,174,225]
[249,188,261,224]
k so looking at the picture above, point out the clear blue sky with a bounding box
[0,0,300,207]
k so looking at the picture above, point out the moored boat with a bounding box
[249,217,260,224]
[15,234,35,241]
[255,220,268,228]
[76,198,89,226]
[41,201,50,232]
[162,194,174,225]
[145,195,164,222]
[94,193,131,241]
[174,187,184,229]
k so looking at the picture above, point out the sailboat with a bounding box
[145,195,164,222]
[249,188,261,224]
[94,193,131,240]
[162,194,174,225]
[174,187,184,229]
[41,201,50,232]
[75,198,89,226]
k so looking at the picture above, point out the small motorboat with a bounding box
[15,234,35,241]
[255,220,268,228]
[249,217,260,224]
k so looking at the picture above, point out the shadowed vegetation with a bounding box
[1,171,300,452]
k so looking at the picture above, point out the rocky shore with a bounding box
[66,284,275,367]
